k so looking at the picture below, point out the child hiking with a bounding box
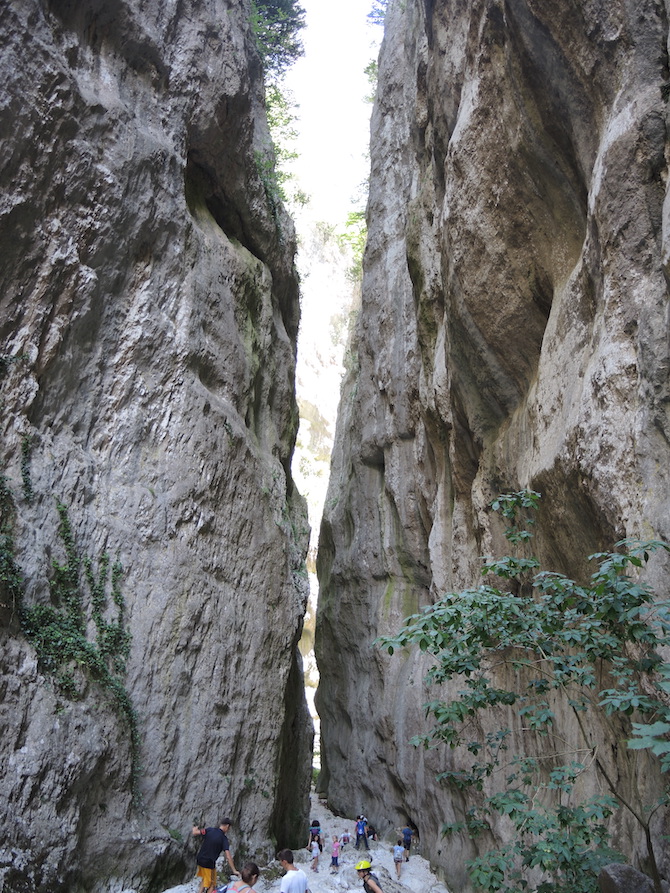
[393,840,405,878]
[330,836,340,872]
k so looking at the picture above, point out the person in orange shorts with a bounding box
[192,818,238,893]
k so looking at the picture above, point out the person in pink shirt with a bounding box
[330,835,341,872]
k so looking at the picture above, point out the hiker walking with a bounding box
[330,835,341,872]
[393,840,405,879]
[355,815,369,850]
[400,824,413,861]
[310,837,320,872]
[192,818,238,893]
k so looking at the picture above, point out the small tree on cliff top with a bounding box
[250,0,307,213]
[251,0,306,81]
[379,491,670,893]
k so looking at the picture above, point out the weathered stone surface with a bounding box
[0,1,312,890]
[317,0,670,890]
[598,863,656,893]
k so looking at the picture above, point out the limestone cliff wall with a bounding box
[317,0,670,889]
[0,1,312,891]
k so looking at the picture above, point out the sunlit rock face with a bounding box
[317,0,670,889]
[0,1,312,890]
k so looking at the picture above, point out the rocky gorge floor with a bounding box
[163,796,452,893]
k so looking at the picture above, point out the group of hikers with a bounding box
[191,815,416,893]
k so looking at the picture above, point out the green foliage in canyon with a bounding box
[364,59,379,103]
[0,474,23,616]
[264,85,309,210]
[337,210,367,283]
[21,501,131,693]
[0,357,140,805]
[251,1,307,216]
[627,660,670,770]
[251,0,306,81]
[20,499,141,804]
[380,491,670,893]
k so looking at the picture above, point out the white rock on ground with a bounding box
[163,797,451,893]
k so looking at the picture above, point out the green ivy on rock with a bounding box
[19,499,141,804]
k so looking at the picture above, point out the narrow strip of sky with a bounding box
[283,0,380,223]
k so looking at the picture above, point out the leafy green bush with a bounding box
[628,662,670,770]
[380,491,670,893]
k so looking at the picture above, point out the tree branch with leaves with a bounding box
[251,0,306,82]
[379,491,670,893]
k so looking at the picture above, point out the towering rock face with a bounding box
[317,0,670,889]
[0,1,312,891]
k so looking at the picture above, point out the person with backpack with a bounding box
[307,819,321,849]
[356,859,383,893]
[392,840,405,878]
[400,824,413,861]
[192,818,238,893]
[354,815,369,850]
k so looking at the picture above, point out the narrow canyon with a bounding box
[0,1,669,892]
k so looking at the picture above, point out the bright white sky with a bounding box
[283,0,381,223]
[285,0,382,563]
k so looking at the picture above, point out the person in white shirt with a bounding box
[278,849,310,893]
[393,840,405,878]
[310,838,320,872]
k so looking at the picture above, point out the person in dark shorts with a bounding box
[355,816,369,850]
[192,818,238,893]
[401,824,413,861]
